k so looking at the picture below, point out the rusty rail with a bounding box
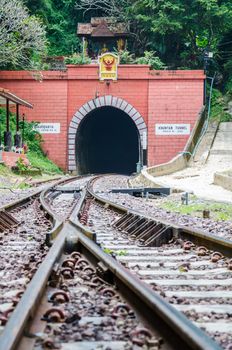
[0,175,228,350]
[86,176,232,257]
[0,222,221,350]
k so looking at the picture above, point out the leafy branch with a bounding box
[0,0,47,69]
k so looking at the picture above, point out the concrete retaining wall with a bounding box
[130,107,206,188]
[130,154,187,188]
[214,171,232,191]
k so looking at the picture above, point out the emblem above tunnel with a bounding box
[98,53,119,81]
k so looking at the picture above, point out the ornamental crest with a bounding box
[98,52,119,81]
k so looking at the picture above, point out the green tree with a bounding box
[25,0,81,56]
[75,0,232,70]
[0,0,47,69]
[130,0,232,68]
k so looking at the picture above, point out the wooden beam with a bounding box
[0,88,33,108]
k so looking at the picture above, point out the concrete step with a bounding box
[193,121,219,164]
[218,122,232,131]
[211,122,232,152]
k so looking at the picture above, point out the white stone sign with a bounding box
[155,124,190,135]
[34,123,60,134]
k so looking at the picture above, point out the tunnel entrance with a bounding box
[76,106,140,174]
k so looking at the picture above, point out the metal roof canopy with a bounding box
[0,88,33,108]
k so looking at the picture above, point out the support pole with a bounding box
[14,104,21,147]
[16,104,19,132]
[82,37,85,58]
[4,99,12,150]
[22,113,25,146]
[6,99,9,132]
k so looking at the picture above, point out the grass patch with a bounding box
[160,199,232,221]
[16,182,31,189]
[0,163,14,176]
[0,162,62,192]
[0,163,31,189]
[0,107,63,175]
[27,151,62,174]
[103,247,128,256]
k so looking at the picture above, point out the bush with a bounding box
[135,51,165,69]
[114,49,165,69]
[225,77,232,97]
[27,151,62,174]
[16,157,29,171]
[0,107,63,174]
[117,50,135,64]
[64,53,91,65]
[210,88,232,122]
[224,59,232,96]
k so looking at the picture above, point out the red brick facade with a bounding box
[0,66,204,171]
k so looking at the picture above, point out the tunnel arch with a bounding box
[68,95,147,172]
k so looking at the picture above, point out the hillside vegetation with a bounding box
[0,1,232,122]
[25,0,232,119]
[1,1,232,91]
[0,108,62,174]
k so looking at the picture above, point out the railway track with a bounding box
[74,174,232,349]
[0,174,221,350]
[0,176,90,338]
[0,176,65,209]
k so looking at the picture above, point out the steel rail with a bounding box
[0,175,227,350]
[0,222,221,350]
[0,175,84,349]
[0,176,71,212]
[67,223,221,350]
[86,175,232,257]
[0,224,66,350]
[40,175,92,242]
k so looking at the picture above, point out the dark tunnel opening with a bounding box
[76,106,140,174]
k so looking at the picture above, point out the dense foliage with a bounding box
[75,0,232,92]
[64,53,91,64]
[0,108,62,173]
[24,0,81,56]
[1,0,232,94]
[0,0,47,69]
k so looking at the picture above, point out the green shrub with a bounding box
[115,49,165,68]
[0,107,42,152]
[16,157,29,171]
[224,59,232,96]
[0,108,63,174]
[225,77,232,97]
[27,151,62,174]
[210,88,231,122]
[117,50,135,64]
[64,53,91,65]
[135,51,165,69]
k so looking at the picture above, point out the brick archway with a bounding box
[68,95,147,171]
